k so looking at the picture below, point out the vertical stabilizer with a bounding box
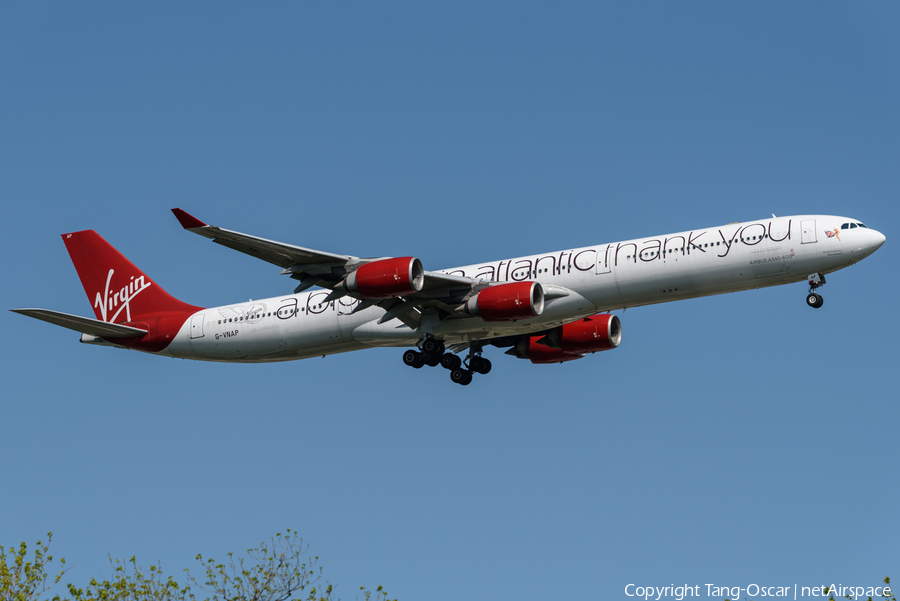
[62,230,201,325]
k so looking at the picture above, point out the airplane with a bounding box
[12,209,885,385]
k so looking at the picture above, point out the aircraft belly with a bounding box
[352,319,420,346]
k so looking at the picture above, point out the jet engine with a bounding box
[466,281,544,322]
[541,314,621,353]
[507,337,586,364]
[506,314,622,364]
[346,257,425,299]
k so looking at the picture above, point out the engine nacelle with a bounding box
[508,337,585,364]
[543,314,621,353]
[346,257,425,299]
[466,281,544,322]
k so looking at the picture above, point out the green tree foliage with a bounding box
[65,558,192,601]
[0,533,68,601]
[1,531,393,601]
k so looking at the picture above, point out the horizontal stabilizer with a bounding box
[10,309,148,338]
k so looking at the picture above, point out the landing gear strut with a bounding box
[806,273,825,309]
[449,342,492,386]
[400,337,492,386]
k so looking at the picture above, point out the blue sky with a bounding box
[2,3,898,600]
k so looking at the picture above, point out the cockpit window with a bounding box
[850,223,857,229]
[841,223,849,229]
[857,223,868,228]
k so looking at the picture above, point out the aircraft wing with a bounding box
[10,309,149,338]
[172,209,488,313]
[172,208,353,270]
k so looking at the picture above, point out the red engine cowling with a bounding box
[508,337,585,364]
[346,257,425,299]
[466,281,544,322]
[544,314,621,353]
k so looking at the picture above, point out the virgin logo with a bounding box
[94,269,152,323]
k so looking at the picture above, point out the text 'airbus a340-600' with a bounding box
[12,209,885,385]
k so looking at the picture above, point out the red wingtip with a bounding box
[171,208,207,229]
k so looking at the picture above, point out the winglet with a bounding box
[171,208,207,229]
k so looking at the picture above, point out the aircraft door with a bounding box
[801,220,817,244]
[190,312,205,339]
[596,245,613,275]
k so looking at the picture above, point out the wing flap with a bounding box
[11,309,149,338]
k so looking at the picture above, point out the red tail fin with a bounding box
[63,230,201,324]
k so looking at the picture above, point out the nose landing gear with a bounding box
[806,273,825,309]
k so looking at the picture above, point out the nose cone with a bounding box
[858,228,886,260]
[870,229,886,251]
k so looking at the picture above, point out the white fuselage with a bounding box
[155,215,884,362]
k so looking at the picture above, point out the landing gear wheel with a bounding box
[422,338,445,356]
[470,356,492,375]
[806,273,825,309]
[402,349,425,368]
[450,368,472,385]
[424,353,441,367]
[440,353,462,370]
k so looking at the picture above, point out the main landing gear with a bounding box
[806,273,826,309]
[402,338,492,386]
